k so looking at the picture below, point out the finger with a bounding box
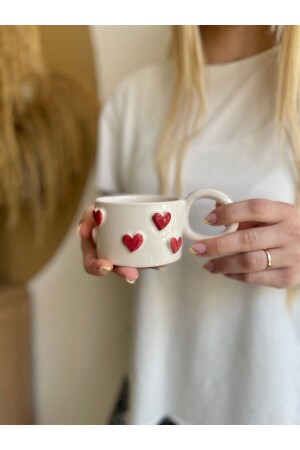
[190,223,282,257]
[204,199,294,226]
[81,235,139,281]
[78,205,96,239]
[113,266,139,282]
[204,247,285,274]
[224,268,297,289]
[81,236,113,276]
[216,205,259,232]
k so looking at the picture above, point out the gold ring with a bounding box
[263,249,272,269]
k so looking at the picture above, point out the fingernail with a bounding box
[97,266,110,274]
[157,266,166,271]
[190,243,207,255]
[126,279,136,284]
[203,212,217,225]
[203,261,214,273]
[77,224,82,236]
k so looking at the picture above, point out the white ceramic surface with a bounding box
[94,190,238,267]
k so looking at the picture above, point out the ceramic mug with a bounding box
[93,189,238,268]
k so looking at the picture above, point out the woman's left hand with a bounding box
[190,198,300,288]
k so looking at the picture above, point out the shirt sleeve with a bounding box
[95,91,122,194]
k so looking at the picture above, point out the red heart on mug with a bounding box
[170,237,182,254]
[93,208,102,227]
[122,233,144,252]
[152,212,171,230]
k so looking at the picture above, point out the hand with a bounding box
[190,199,300,289]
[78,205,139,283]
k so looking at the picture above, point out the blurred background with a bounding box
[0,25,170,424]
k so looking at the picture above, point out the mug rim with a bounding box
[95,194,182,206]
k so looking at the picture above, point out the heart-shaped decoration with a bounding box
[122,233,144,252]
[170,237,182,254]
[93,208,103,227]
[152,212,171,230]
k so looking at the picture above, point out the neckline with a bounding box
[205,45,279,72]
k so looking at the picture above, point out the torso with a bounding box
[97,46,300,424]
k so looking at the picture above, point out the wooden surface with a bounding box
[0,284,33,424]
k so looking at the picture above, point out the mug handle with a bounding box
[183,189,238,241]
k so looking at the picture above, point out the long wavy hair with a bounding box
[156,26,300,204]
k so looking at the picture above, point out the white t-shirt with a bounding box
[96,46,300,425]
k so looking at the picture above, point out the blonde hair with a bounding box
[0,26,98,236]
[156,25,300,202]
[277,25,300,190]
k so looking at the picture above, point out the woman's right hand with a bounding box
[78,205,139,283]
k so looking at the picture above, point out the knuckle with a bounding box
[84,257,95,275]
[83,262,90,274]
[214,238,227,255]
[240,229,261,249]
[240,252,260,271]
[83,205,94,221]
[282,205,299,233]
[248,198,267,217]
[289,219,300,238]
[220,205,234,224]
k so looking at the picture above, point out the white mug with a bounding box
[94,189,238,268]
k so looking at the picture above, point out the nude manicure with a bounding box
[203,212,217,224]
[190,243,207,255]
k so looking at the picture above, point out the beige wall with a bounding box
[29,25,170,424]
[91,25,171,100]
